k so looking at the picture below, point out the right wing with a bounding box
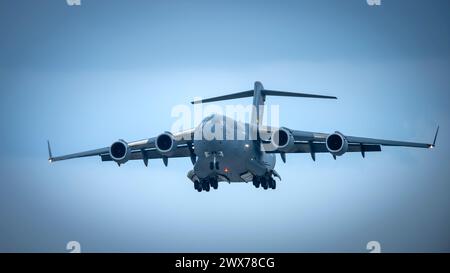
[261,126,438,160]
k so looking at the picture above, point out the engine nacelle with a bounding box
[156,132,177,155]
[109,139,131,164]
[325,131,348,156]
[271,128,294,152]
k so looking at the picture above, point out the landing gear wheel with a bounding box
[268,178,275,189]
[195,181,202,192]
[210,178,218,190]
[253,177,261,188]
[202,180,210,192]
[261,178,269,190]
[269,179,276,190]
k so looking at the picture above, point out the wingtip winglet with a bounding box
[431,125,439,148]
[47,140,53,163]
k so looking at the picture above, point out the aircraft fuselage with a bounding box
[192,114,276,183]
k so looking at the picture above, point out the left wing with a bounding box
[48,129,196,166]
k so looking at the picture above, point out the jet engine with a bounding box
[271,128,294,152]
[109,139,131,164]
[156,132,177,155]
[325,132,348,156]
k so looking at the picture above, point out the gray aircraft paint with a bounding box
[47,81,438,192]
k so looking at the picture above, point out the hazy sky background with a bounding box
[0,0,449,252]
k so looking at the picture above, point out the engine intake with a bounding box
[156,132,177,155]
[109,139,131,164]
[325,132,348,156]
[271,128,294,152]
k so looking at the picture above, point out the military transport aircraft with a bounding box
[47,81,439,192]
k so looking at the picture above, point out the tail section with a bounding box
[191,81,337,127]
[252,81,266,126]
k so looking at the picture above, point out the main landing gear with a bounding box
[252,173,277,190]
[194,177,218,192]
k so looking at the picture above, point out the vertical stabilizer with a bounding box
[251,81,266,127]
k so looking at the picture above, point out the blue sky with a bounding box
[0,0,449,252]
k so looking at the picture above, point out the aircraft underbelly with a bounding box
[193,139,275,182]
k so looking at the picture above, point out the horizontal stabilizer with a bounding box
[191,82,337,104]
[263,90,337,100]
[191,90,253,104]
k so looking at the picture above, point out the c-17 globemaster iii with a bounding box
[48,81,439,192]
